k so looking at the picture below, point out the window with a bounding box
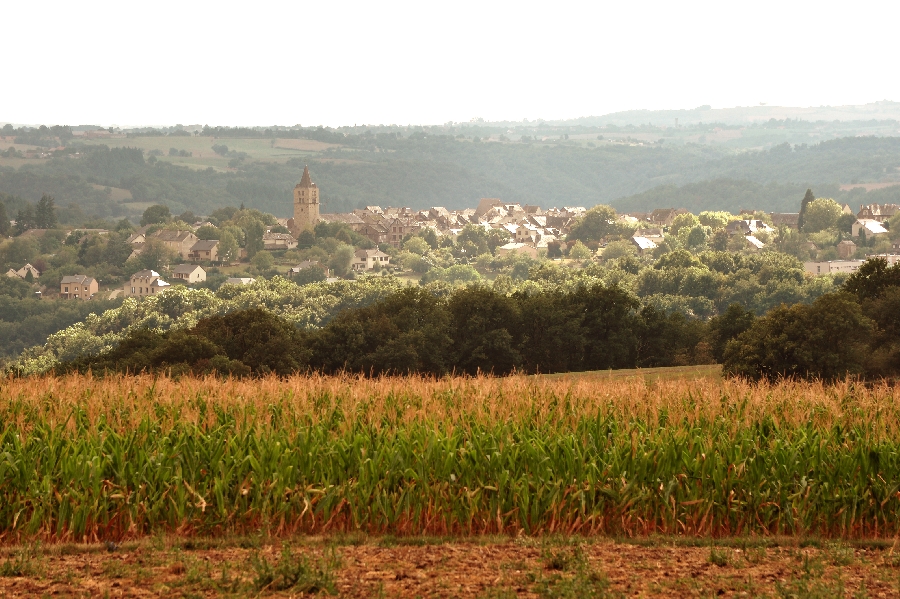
[64,286,69,292]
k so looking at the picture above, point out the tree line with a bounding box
[56,283,753,377]
[723,258,900,381]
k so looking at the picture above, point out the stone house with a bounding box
[151,230,199,259]
[60,275,98,299]
[125,270,170,298]
[6,263,41,280]
[188,239,219,262]
[837,239,857,259]
[262,232,298,251]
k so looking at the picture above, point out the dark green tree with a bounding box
[447,286,522,374]
[0,201,8,236]
[35,194,57,229]
[797,188,815,232]
[13,205,36,235]
[567,205,632,243]
[140,204,171,226]
[706,304,755,362]
[723,293,871,381]
[244,220,265,258]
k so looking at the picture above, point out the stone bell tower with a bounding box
[290,165,319,235]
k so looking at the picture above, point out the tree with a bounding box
[133,238,176,271]
[244,219,265,258]
[456,224,490,257]
[598,240,631,260]
[448,286,522,374]
[797,188,815,232]
[844,257,900,301]
[569,240,593,260]
[14,205,36,235]
[250,250,275,274]
[141,204,171,226]
[723,292,871,381]
[329,243,355,277]
[195,225,220,240]
[35,195,57,229]
[706,304,755,362]
[802,198,842,233]
[403,236,429,256]
[670,212,700,235]
[685,225,708,248]
[567,205,631,243]
[0,201,8,236]
[836,213,857,234]
[217,230,240,262]
[698,211,732,230]
[309,287,452,375]
[294,264,327,285]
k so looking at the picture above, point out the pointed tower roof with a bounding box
[298,165,314,188]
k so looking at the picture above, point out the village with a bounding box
[6,165,900,300]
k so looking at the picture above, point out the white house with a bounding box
[852,219,888,238]
[351,248,391,271]
[171,264,206,284]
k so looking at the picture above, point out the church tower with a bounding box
[291,165,319,235]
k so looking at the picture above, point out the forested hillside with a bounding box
[3,131,900,221]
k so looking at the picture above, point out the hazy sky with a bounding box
[6,0,900,127]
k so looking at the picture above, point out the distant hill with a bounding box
[497,101,900,127]
[4,133,900,221]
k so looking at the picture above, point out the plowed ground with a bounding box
[2,536,899,598]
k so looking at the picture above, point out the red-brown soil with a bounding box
[2,536,899,597]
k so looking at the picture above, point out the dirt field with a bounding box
[2,536,899,598]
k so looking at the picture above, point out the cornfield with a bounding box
[1,372,899,542]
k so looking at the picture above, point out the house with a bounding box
[634,227,664,243]
[804,260,866,276]
[385,217,420,247]
[351,248,391,271]
[126,231,147,245]
[631,236,657,256]
[857,204,900,222]
[171,264,206,284]
[495,242,540,259]
[60,275,98,299]
[150,229,199,258]
[744,236,765,251]
[837,239,857,259]
[726,220,775,236]
[649,208,687,227]
[7,263,41,280]
[224,277,255,285]
[289,260,328,277]
[852,219,888,238]
[769,213,800,229]
[125,269,171,297]
[188,239,219,262]
[262,232,298,251]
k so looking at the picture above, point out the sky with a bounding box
[5,0,900,128]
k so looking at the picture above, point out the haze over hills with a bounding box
[3,103,900,222]
[495,100,900,128]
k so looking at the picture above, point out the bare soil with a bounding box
[2,536,899,597]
